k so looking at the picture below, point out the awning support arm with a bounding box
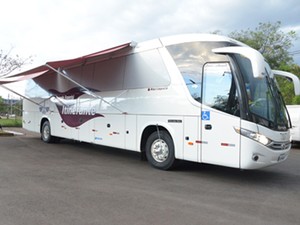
[45,63,125,113]
[0,85,42,107]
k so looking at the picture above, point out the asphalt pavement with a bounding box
[0,128,300,225]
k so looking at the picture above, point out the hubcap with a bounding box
[151,139,169,163]
[43,125,50,139]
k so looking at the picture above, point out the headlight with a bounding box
[234,127,272,146]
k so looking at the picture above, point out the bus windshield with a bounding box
[235,54,289,131]
[167,41,290,131]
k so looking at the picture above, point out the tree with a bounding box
[0,96,4,113]
[0,47,33,77]
[229,21,297,69]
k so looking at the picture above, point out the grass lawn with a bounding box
[0,118,22,127]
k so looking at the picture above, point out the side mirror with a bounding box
[213,46,266,78]
[273,70,300,96]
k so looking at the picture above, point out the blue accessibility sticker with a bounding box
[201,111,210,120]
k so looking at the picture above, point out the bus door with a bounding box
[201,62,241,168]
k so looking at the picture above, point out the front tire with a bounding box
[41,121,56,143]
[145,130,175,170]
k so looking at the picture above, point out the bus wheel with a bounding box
[145,130,175,170]
[41,121,56,143]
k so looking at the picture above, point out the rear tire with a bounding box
[145,130,175,170]
[41,121,57,143]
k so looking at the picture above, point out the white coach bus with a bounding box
[2,34,300,170]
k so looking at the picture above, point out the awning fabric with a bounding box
[0,42,132,85]
[0,69,49,85]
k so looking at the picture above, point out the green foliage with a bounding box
[0,98,22,116]
[229,21,297,69]
[276,76,295,104]
[292,95,300,104]
[0,118,22,127]
[0,96,5,112]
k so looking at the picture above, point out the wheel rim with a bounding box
[151,139,169,163]
[43,125,50,140]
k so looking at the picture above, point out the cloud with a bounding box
[1,0,300,98]
[1,0,300,67]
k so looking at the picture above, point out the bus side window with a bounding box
[202,62,239,116]
[182,73,201,102]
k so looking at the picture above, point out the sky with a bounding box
[1,0,300,98]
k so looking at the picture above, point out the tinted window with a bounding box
[93,57,126,91]
[124,49,170,89]
[202,62,239,115]
[167,42,231,102]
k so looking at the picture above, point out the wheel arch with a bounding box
[40,117,60,143]
[140,124,173,158]
[40,117,50,134]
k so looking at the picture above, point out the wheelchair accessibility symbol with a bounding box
[201,111,210,120]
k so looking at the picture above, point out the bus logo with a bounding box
[201,111,210,120]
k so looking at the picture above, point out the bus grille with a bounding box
[269,142,291,150]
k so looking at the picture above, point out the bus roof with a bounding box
[1,33,245,85]
[159,33,245,47]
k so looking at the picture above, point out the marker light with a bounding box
[234,127,272,146]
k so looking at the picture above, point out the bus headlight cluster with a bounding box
[234,127,272,146]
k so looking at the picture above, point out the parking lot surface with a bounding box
[1,128,300,225]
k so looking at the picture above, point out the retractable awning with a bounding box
[0,42,135,113]
[0,69,49,85]
[0,42,133,85]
